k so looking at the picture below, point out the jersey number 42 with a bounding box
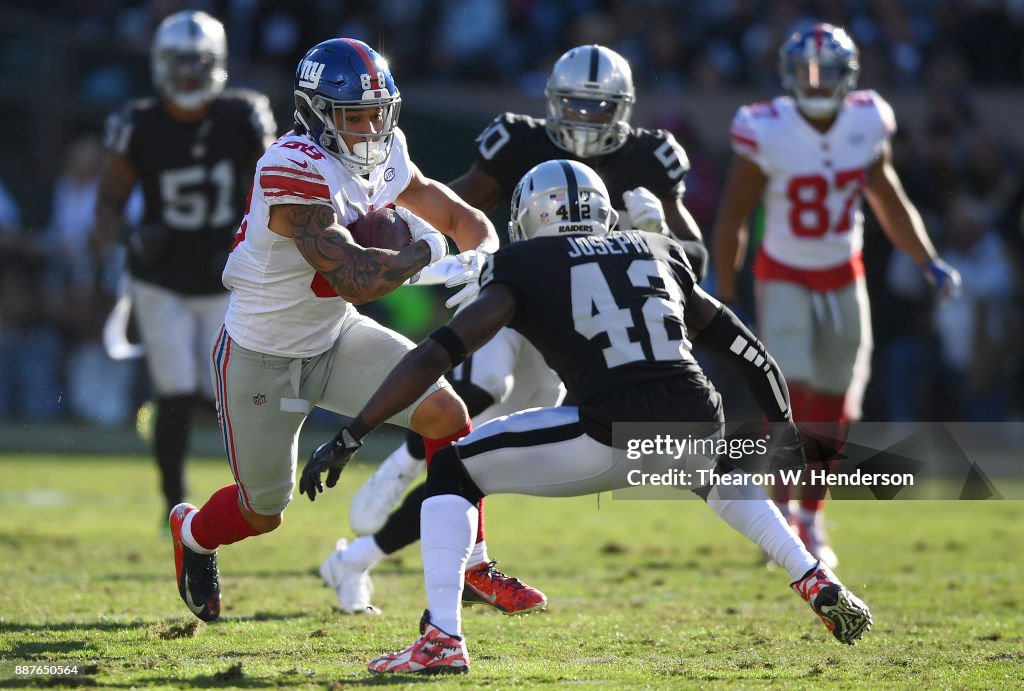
[571,259,689,367]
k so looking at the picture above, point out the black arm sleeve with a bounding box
[678,240,708,284]
[697,306,791,422]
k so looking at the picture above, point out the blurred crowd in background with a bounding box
[0,0,1022,428]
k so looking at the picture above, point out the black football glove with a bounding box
[299,427,362,502]
[767,421,807,474]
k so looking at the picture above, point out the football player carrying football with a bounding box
[330,45,706,615]
[96,10,276,523]
[712,24,961,567]
[301,159,872,674]
[164,37,529,624]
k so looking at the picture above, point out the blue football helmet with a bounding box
[293,38,401,174]
[779,23,859,119]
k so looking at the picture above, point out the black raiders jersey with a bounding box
[474,112,689,220]
[103,88,276,294]
[483,230,720,433]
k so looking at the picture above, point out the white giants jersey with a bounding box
[222,128,414,357]
[729,90,895,270]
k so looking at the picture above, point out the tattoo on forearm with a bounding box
[286,205,430,299]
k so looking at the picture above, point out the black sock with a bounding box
[154,394,193,512]
[405,428,426,460]
[373,482,427,554]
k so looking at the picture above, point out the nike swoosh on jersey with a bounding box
[287,158,310,169]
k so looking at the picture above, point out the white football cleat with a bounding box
[319,539,380,615]
[349,449,421,535]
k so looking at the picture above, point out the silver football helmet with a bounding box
[151,11,228,110]
[509,160,618,241]
[545,45,635,158]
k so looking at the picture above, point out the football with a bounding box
[347,207,413,251]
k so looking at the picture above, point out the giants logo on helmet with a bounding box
[298,61,325,89]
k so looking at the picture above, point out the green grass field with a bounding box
[1,451,1022,689]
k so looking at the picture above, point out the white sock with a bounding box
[467,539,489,568]
[388,443,424,475]
[340,535,386,571]
[797,506,818,526]
[775,500,793,523]
[421,494,477,637]
[705,470,817,582]
[181,511,215,554]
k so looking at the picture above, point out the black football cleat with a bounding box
[170,503,221,622]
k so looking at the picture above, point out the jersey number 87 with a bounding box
[787,167,866,237]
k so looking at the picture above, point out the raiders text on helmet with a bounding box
[545,45,635,158]
[151,10,228,110]
[779,23,860,119]
[293,38,401,175]
[510,160,618,241]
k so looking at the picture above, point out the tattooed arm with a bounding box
[268,203,432,304]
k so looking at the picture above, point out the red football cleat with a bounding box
[368,610,469,675]
[169,503,221,622]
[462,560,547,614]
[791,562,871,645]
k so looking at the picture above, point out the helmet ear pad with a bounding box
[293,92,340,154]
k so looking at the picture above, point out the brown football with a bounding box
[347,207,412,251]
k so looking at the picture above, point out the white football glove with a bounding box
[394,206,448,265]
[409,254,464,286]
[444,248,490,309]
[622,186,668,234]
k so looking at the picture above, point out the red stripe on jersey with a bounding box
[340,38,379,88]
[730,132,758,150]
[754,246,864,291]
[310,272,339,298]
[260,173,330,200]
[261,165,325,181]
[265,191,326,203]
[749,101,779,118]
